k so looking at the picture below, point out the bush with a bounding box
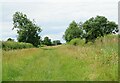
[2,41,34,50]
[69,38,84,46]
[52,40,62,46]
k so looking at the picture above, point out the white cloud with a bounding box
[2,1,118,23]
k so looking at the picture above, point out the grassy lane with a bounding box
[15,47,90,81]
[2,35,118,81]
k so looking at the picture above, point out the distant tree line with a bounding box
[63,16,118,43]
[7,38,14,42]
[41,37,61,46]
[6,36,61,47]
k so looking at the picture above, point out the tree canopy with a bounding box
[83,16,118,43]
[7,38,14,41]
[63,16,118,44]
[43,37,52,46]
[64,21,83,42]
[12,12,42,47]
[53,40,61,45]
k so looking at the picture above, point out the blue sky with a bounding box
[0,0,119,43]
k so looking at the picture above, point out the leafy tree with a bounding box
[7,38,14,41]
[83,16,118,43]
[43,37,52,46]
[64,21,83,42]
[105,21,118,34]
[12,12,42,47]
[78,21,83,29]
[53,40,61,45]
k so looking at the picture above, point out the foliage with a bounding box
[7,38,14,41]
[69,38,84,46]
[64,21,83,42]
[2,41,34,50]
[12,12,42,47]
[43,37,52,46]
[119,34,120,38]
[52,40,61,45]
[105,21,118,34]
[83,16,118,43]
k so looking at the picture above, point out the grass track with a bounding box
[2,35,118,81]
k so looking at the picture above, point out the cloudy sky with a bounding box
[0,0,119,43]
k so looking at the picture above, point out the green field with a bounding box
[2,35,118,81]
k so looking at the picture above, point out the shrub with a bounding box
[69,38,84,46]
[52,40,62,46]
[2,41,34,50]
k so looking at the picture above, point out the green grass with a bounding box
[2,35,118,81]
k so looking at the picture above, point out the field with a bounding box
[2,35,118,81]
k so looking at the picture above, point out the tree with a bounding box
[64,21,83,42]
[83,16,118,43]
[105,21,118,34]
[83,16,106,43]
[78,21,83,29]
[12,12,42,47]
[53,40,61,45]
[43,37,52,46]
[7,38,14,41]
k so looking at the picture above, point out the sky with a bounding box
[0,0,119,43]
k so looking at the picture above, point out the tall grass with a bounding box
[2,41,34,50]
[2,35,118,81]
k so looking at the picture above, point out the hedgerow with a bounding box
[2,41,34,50]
